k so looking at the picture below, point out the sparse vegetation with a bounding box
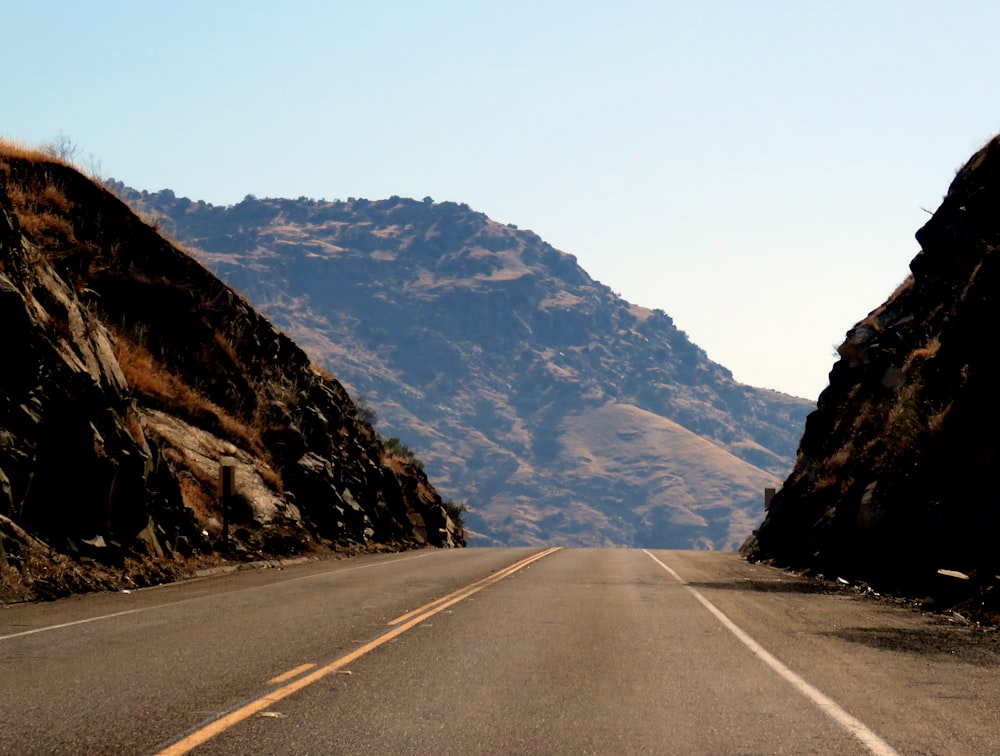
[382,436,425,472]
[0,137,67,164]
[903,336,941,373]
[354,395,378,426]
[173,465,218,524]
[110,327,265,456]
[0,143,465,604]
[0,169,78,249]
[748,133,1000,617]
[116,179,811,549]
[41,133,82,165]
[443,499,466,529]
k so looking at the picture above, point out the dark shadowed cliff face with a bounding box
[0,147,462,601]
[745,135,1000,608]
[115,187,813,549]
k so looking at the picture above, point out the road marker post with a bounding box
[218,464,235,549]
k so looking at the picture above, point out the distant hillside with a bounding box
[744,134,1000,617]
[117,186,813,548]
[0,145,462,601]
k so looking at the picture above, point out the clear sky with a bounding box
[5,1,1000,399]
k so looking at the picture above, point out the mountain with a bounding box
[744,134,1000,617]
[0,144,462,601]
[114,187,813,549]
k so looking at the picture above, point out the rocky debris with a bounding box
[0,147,463,601]
[743,134,1000,621]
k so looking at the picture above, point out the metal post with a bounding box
[219,464,235,548]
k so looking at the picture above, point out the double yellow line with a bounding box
[156,547,560,755]
[387,545,560,626]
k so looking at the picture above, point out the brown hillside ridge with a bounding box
[115,184,813,549]
[0,142,463,602]
[743,134,1000,620]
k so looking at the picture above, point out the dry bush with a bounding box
[111,329,264,456]
[0,135,89,171]
[442,499,466,529]
[824,444,853,473]
[42,184,72,214]
[19,210,76,247]
[310,362,331,379]
[382,454,405,476]
[177,473,216,525]
[810,474,845,497]
[0,138,60,164]
[888,276,914,300]
[212,329,242,366]
[904,336,942,374]
[3,182,61,224]
[381,436,424,472]
[0,165,78,251]
[883,383,932,454]
[113,331,182,400]
[253,460,284,494]
[926,400,953,435]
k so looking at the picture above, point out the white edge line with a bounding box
[0,550,437,642]
[0,608,150,642]
[642,549,900,756]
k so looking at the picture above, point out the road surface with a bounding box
[1,548,998,754]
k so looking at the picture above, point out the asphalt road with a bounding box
[2,547,999,754]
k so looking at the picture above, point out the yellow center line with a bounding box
[154,547,561,756]
[266,663,316,686]
[387,546,562,626]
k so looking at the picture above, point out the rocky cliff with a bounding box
[115,188,813,549]
[0,145,462,601]
[745,135,1000,615]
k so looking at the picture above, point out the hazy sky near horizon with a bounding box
[5,1,1000,400]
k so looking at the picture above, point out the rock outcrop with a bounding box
[0,146,462,601]
[744,135,1000,612]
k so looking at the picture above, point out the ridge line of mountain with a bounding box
[113,182,813,549]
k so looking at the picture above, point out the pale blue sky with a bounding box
[5,1,1000,399]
